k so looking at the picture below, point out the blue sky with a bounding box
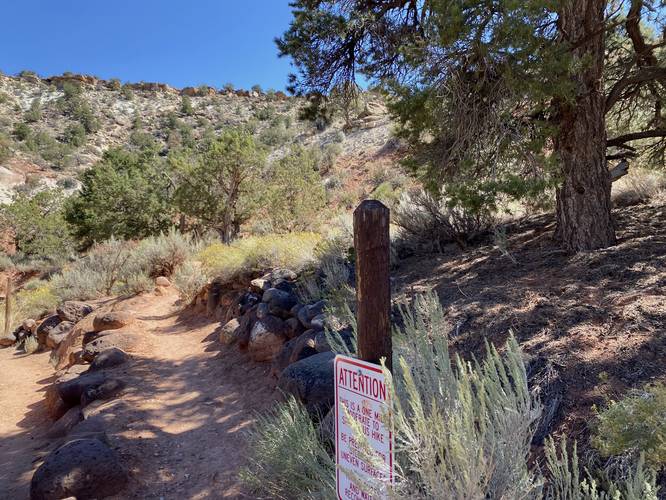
[0,0,295,91]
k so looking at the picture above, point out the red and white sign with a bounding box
[335,355,393,500]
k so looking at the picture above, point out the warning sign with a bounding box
[335,355,393,500]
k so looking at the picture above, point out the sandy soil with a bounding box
[0,349,54,498]
[0,288,277,499]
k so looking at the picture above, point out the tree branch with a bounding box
[607,129,666,148]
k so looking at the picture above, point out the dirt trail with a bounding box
[0,288,277,499]
[0,349,53,498]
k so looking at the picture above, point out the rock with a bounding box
[306,300,327,320]
[92,312,134,333]
[248,316,287,362]
[271,330,318,378]
[36,315,62,347]
[0,334,15,346]
[56,301,94,323]
[67,415,109,444]
[272,279,294,294]
[88,348,129,371]
[297,305,311,329]
[250,277,270,294]
[284,317,304,339]
[82,330,139,362]
[30,438,127,500]
[239,292,261,315]
[46,322,75,350]
[278,352,336,413]
[207,279,225,317]
[23,318,37,334]
[269,268,298,281]
[256,303,270,319]
[236,306,258,350]
[310,314,326,332]
[80,378,126,406]
[314,327,355,353]
[155,276,170,287]
[263,288,298,318]
[46,406,82,439]
[219,318,240,345]
[290,303,303,317]
[56,372,108,406]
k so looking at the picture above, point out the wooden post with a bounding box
[353,200,391,371]
[4,277,12,340]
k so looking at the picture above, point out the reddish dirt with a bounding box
[0,288,277,499]
[393,201,666,450]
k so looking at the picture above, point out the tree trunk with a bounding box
[555,0,616,252]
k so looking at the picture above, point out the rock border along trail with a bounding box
[0,288,277,499]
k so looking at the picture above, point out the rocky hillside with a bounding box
[0,72,399,204]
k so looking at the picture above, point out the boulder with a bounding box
[92,312,134,333]
[248,316,287,362]
[46,322,75,350]
[278,352,336,413]
[271,330,318,378]
[239,292,261,315]
[263,288,298,319]
[219,318,240,345]
[30,439,127,500]
[207,279,225,316]
[82,330,139,362]
[80,378,126,406]
[36,315,62,347]
[250,277,270,294]
[56,301,94,323]
[56,372,108,406]
[155,276,171,287]
[46,406,83,439]
[88,348,129,371]
[284,317,304,339]
[270,268,298,282]
[236,306,258,350]
[272,279,294,294]
[0,334,15,347]
[256,303,270,319]
[310,314,326,332]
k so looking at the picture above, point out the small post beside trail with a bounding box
[353,199,392,371]
[4,276,12,340]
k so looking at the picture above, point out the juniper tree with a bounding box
[278,0,666,252]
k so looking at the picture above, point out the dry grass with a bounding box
[612,168,666,207]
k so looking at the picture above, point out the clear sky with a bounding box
[0,0,295,91]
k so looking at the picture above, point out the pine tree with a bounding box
[277,0,666,252]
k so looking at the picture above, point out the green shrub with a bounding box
[255,105,276,121]
[12,122,31,141]
[65,148,174,247]
[180,95,194,115]
[63,122,86,147]
[592,383,666,468]
[0,189,74,259]
[61,81,82,99]
[24,98,42,123]
[132,229,196,278]
[0,132,12,163]
[317,143,341,173]
[0,92,9,104]
[173,259,210,304]
[0,253,12,271]
[50,238,148,301]
[223,82,234,92]
[251,84,263,94]
[258,120,293,146]
[120,84,133,100]
[197,232,321,283]
[545,438,657,499]
[109,78,121,91]
[241,396,336,499]
[264,146,327,232]
[23,334,39,354]
[24,131,73,169]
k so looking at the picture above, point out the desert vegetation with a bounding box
[0,1,665,498]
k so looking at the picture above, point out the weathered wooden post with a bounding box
[4,277,12,340]
[353,200,391,371]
